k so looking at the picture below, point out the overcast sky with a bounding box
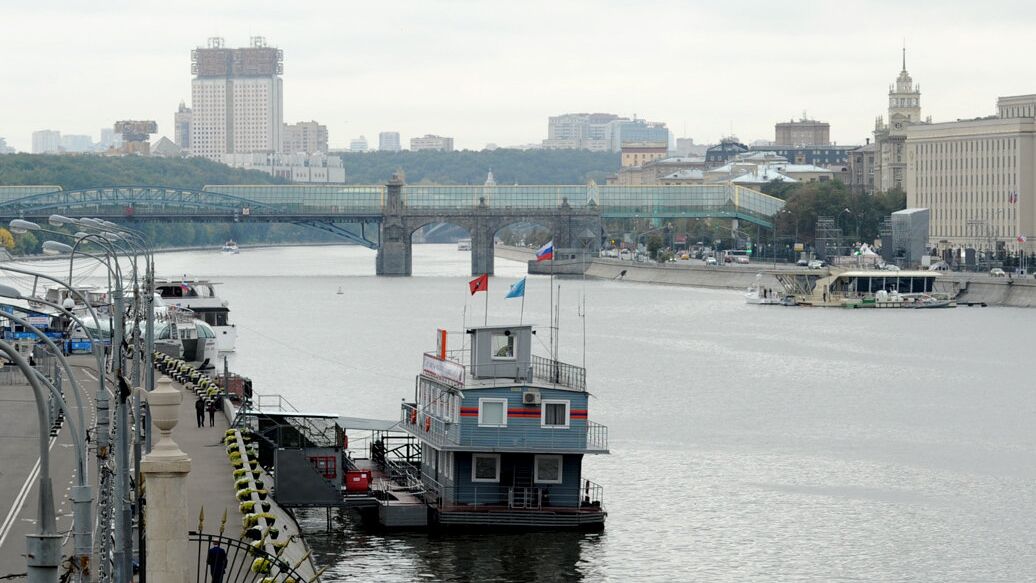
[3,0,1036,152]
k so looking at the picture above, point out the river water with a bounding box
[15,245,1035,581]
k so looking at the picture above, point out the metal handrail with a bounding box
[422,475,605,511]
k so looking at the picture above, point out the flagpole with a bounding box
[484,277,489,326]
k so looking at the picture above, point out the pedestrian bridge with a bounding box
[0,182,784,275]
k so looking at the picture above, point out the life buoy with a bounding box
[424,416,431,432]
[409,409,417,424]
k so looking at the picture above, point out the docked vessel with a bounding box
[398,325,608,529]
[745,274,784,305]
[457,238,472,251]
[222,240,240,254]
[155,279,237,351]
[777,270,956,308]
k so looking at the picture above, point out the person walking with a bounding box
[206,541,228,583]
[207,398,218,427]
[194,396,205,428]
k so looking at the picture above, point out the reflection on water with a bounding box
[298,509,603,583]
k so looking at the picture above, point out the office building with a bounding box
[60,135,94,153]
[410,134,454,152]
[32,130,61,154]
[749,144,856,167]
[775,117,831,146]
[0,138,14,154]
[174,102,192,151]
[190,36,284,162]
[543,113,625,151]
[282,121,328,154]
[610,119,669,151]
[845,141,877,194]
[906,94,1036,253]
[379,131,401,152]
[98,128,122,151]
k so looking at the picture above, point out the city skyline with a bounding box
[3,1,1036,152]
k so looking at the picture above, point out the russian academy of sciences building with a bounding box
[906,94,1036,254]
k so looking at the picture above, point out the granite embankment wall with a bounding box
[494,246,1036,307]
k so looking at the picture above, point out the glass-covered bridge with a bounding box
[0,183,784,228]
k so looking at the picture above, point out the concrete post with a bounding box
[140,376,191,583]
[471,212,495,276]
[376,173,412,276]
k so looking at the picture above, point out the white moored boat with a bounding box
[154,279,237,351]
[221,240,240,254]
[745,274,783,305]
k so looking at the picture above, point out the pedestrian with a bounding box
[194,396,205,428]
[207,398,218,427]
[206,541,228,583]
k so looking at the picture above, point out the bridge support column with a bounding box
[376,173,412,276]
[471,219,494,277]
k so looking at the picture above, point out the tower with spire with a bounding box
[873,45,926,193]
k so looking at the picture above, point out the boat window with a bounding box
[478,398,507,427]
[471,453,500,483]
[534,455,563,484]
[195,322,216,339]
[542,400,570,429]
[491,333,515,360]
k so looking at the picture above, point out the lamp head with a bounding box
[9,219,40,234]
[48,215,78,227]
[0,284,22,300]
[42,240,74,256]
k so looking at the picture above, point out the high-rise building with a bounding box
[190,36,284,162]
[775,117,831,146]
[174,102,192,151]
[873,48,927,192]
[906,94,1036,254]
[410,135,454,152]
[349,136,368,152]
[32,130,61,154]
[610,119,669,152]
[98,128,122,151]
[0,137,14,154]
[379,131,401,152]
[282,121,328,154]
[60,135,94,153]
[543,113,629,151]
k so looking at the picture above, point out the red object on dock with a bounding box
[345,470,371,492]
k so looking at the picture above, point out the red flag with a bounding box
[469,273,488,295]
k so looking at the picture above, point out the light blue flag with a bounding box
[505,276,526,299]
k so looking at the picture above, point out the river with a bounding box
[14,244,1035,581]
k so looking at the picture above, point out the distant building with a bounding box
[748,144,856,167]
[114,120,157,155]
[32,130,61,154]
[98,128,121,151]
[60,135,94,153]
[611,119,669,151]
[543,113,625,151]
[873,49,928,192]
[190,36,284,162]
[906,93,1036,253]
[705,137,748,167]
[675,138,708,157]
[620,142,667,168]
[349,136,369,152]
[0,137,14,154]
[174,102,192,151]
[379,131,401,152]
[845,140,877,194]
[151,136,184,158]
[775,117,830,146]
[410,134,454,152]
[223,152,345,183]
[282,121,328,154]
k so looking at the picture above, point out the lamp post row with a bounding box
[8,215,155,583]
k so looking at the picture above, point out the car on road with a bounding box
[807,259,825,270]
[990,268,1006,277]
[736,255,750,264]
[705,256,718,266]
[796,258,809,267]
[929,261,950,271]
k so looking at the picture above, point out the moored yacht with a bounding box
[154,279,237,351]
[222,240,240,254]
[745,274,784,305]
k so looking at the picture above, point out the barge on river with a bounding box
[398,324,608,529]
[775,269,956,308]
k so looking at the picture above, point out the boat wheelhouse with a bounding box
[155,279,236,351]
[400,324,608,529]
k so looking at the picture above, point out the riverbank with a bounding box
[496,245,1036,307]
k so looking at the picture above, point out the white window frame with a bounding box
[478,398,508,428]
[490,333,516,360]
[540,399,570,429]
[471,453,500,483]
[534,454,564,484]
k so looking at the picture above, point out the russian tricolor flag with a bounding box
[535,241,554,262]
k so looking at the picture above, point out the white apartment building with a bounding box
[32,130,61,153]
[379,131,401,152]
[282,121,328,154]
[543,113,625,152]
[223,152,345,183]
[349,136,369,152]
[190,37,284,162]
[906,94,1036,253]
[410,134,454,151]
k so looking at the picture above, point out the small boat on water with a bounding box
[336,287,344,295]
[457,238,471,251]
[745,274,784,305]
[222,240,240,254]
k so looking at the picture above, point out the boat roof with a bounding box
[154,278,222,285]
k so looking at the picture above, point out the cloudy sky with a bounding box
[3,0,1036,152]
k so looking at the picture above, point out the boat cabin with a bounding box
[400,324,607,528]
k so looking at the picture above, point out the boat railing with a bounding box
[423,476,605,512]
[400,402,608,452]
[434,349,586,391]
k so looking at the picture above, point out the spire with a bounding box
[902,40,906,71]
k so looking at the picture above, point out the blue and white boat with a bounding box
[400,324,608,529]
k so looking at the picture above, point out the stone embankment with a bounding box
[494,245,1036,307]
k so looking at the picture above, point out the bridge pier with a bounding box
[471,220,494,276]
[376,173,412,276]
